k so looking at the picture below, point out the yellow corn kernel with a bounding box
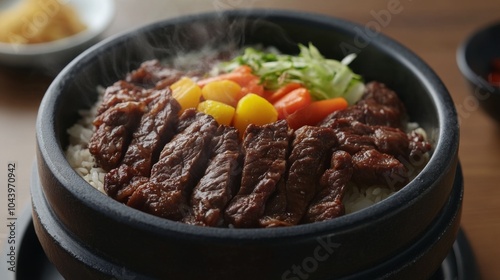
[233,93,278,136]
[197,100,236,126]
[171,77,202,113]
[201,80,241,106]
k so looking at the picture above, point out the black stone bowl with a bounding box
[34,10,460,280]
[457,20,500,123]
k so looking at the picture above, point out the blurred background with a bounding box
[1,0,499,279]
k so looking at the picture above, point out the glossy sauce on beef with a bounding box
[224,120,290,228]
[260,126,336,227]
[87,60,432,228]
[89,101,145,171]
[185,125,241,227]
[104,89,181,201]
[127,110,219,220]
[303,150,353,223]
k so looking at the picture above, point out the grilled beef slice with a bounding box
[126,59,203,90]
[303,150,353,223]
[408,130,432,163]
[320,81,407,129]
[89,101,146,171]
[185,125,241,227]
[126,59,185,88]
[224,120,291,228]
[351,149,408,189]
[260,126,336,227]
[97,80,154,115]
[126,110,218,220]
[120,89,181,175]
[326,119,411,159]
[104,90,181,201]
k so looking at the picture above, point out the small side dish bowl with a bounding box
[0,0,115,72]
[34,10,460,280]
[457,20,500,122]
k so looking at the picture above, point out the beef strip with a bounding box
[303,150,353,223]
[258,179,288,227]
[327,119,410,158]
[104,90,181,201]
[103,164,135,201]
[120,89,180,175]
[114,176,149,203]
[259,126,337,227]
[408,130,432,162]
[224,120,291,228]
[351,149,408,189]
[126,59,202,89]
[319,81,407,129]
[126,60,184,88]
[126,110,218,220]
[88,101,146,171]
[97,80,154,115]
[356,81,408,129]
[176,108,205,133]
[185,125,241,227]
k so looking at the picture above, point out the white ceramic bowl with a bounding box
[0,0,115,72]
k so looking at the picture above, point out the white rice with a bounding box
[343,183,396,214]
[65,86,107,194]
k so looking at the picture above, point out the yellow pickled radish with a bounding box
[171,77,202,113]
[197,100,236,126]
[233,93,278,136]
[201,80,242,106]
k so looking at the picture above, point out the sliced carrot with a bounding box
[273,87,312,120]
[241,77,265,97]
[267,82,303,104]
[286,97,348,129]
[197,65,254,88]
[232,65,253,74]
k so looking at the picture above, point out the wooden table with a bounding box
[1,0,499,279]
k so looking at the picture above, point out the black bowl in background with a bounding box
[34,10,460,280]
[457,20,500,123]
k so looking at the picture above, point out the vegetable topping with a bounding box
[218,43,365,103]
[171,44,363,135]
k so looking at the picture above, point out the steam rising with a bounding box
[60,10,302,136]
[82,14,283,81]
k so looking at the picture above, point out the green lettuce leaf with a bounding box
[218,43,365,104]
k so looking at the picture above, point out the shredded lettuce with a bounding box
[218,43,365,104]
